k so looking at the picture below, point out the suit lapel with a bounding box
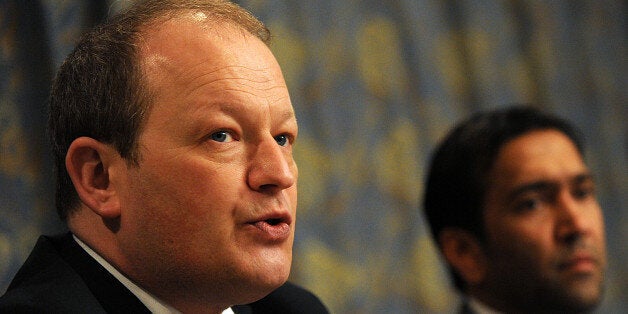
[50,233,151,314]
[232,304,253,314]
[460,301,476,314]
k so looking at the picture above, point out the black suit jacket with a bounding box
[0,233,328,314]
[459,302,475,314]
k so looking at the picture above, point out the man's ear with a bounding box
[65,137,121,219]
[440,228,487,286]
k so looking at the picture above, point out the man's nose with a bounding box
[555,190,591,244]
[247,139,296,193]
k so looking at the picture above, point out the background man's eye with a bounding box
[515,198,542,212]
[573,187,594,200]
[275,134,288,146]
[210,131,231,142]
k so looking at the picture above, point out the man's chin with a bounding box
[544,279,604,313]
[245,259,291,295]
[257,264,291,290]
[235,272,290,305]
[566,287,603,313]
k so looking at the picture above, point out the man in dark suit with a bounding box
[0,1,328,313]
[423,106,606,313]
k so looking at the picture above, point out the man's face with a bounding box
[480,129,606,313]
[114,16,298,306]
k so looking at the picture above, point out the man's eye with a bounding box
[573,186,595,200]
[275,134,289,146]
[210,131,233,143]
[515,198,542,212]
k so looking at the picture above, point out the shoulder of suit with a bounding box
[245,282,329,314]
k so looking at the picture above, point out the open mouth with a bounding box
[248,216,291,240]
[265,218,283,225]
[251,218,287,229]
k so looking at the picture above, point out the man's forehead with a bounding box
[498,130,580,163]
[487,130,587,184]
[133,15,291,122]
[137,17,262,85]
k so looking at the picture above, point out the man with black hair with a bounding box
[423,105,606,313]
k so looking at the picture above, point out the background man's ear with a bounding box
[65,137,121,219]
[439,228,487,286]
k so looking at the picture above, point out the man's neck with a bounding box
[72,234,237,314]
[73,234,183,314]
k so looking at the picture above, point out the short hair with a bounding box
[422,105,584,291]
[48,0,270,220]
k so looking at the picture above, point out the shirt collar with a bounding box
[73,235,234,314]
[468,296,504,314]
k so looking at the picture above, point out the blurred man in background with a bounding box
[423,105,606,313]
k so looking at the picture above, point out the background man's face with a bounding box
[114,15,298,306]
[480,129,606,312]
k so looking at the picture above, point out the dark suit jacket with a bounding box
[0,233,328,314]
[459,302,475,314]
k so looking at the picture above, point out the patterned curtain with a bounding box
[1,0,56,294]
[1,1,625,313]
[0,0,106,295]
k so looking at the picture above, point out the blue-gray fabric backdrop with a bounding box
[1,1,625,313]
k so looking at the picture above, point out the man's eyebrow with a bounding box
[506,172,594,202]
[191,101,232,115]
[191,99,296,124]
[572,173,595,185]
[507,181,556,202]
[278,109,297,123]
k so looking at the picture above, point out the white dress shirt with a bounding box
[73,235,235,314]
[468,297,503,314]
